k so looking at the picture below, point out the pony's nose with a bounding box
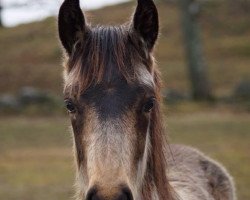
[86,187,133,200]
[86,187,99,200]
[115,187,133,200]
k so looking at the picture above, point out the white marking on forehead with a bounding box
[136,66,155,89]
[85,112,134,188]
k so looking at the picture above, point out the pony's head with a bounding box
[58,0,171,199]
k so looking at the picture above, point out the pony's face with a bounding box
[65,74,156,200]
[58,0,159,199]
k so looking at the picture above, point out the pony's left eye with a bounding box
[143,98,156,113]
[65,100,76,113]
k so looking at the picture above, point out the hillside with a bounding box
[0,2,250,200]
[0,1,249,96]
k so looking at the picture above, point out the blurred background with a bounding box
[0,0,249,199]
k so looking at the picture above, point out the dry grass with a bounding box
[0,117,72,200]
[0,1,249,199]
[0,112,249,200]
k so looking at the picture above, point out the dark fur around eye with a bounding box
[65,99,76,113]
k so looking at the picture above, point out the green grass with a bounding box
[0,113,249,200]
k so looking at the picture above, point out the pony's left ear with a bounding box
[58,0,87,55]
[132,0,159,51]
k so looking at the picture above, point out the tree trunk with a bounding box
[234,0,250,13]
[179,0,213,100]
[0,0,3,27]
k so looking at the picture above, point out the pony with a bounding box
[58,0,236,199]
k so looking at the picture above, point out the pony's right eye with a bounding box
[64,100,76,113]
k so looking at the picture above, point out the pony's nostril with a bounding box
[86,187,100,200]
[116,187,133,200]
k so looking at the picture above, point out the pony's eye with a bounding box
[65,100,76,113]
[143,98,156,113]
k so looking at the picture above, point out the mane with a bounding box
[142,70,176,200]
[64,25,175,200]
[64,25,151,96]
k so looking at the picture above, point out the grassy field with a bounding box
[0,0,249,199]
[0,112,249,200]
[0,1,249,96]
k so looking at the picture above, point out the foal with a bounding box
[58,0,236,199]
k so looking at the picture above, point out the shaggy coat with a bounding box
[58,0,236,200]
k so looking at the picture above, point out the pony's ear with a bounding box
[132,0,159,51]
[58,0,87,55]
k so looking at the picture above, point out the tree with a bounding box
[230,0,250,13]
[178,0,213,101]
[0,0,2,27]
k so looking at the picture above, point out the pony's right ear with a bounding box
[58,0,87,55]
[132,0,159,51]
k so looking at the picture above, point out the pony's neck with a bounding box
[141,155,175,200]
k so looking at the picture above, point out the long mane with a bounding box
[142,70,175,200]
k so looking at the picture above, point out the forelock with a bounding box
[64,25,155,96]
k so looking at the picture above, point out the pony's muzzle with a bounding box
[86,186,133,200]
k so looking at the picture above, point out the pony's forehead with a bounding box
[64,65,155,97]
